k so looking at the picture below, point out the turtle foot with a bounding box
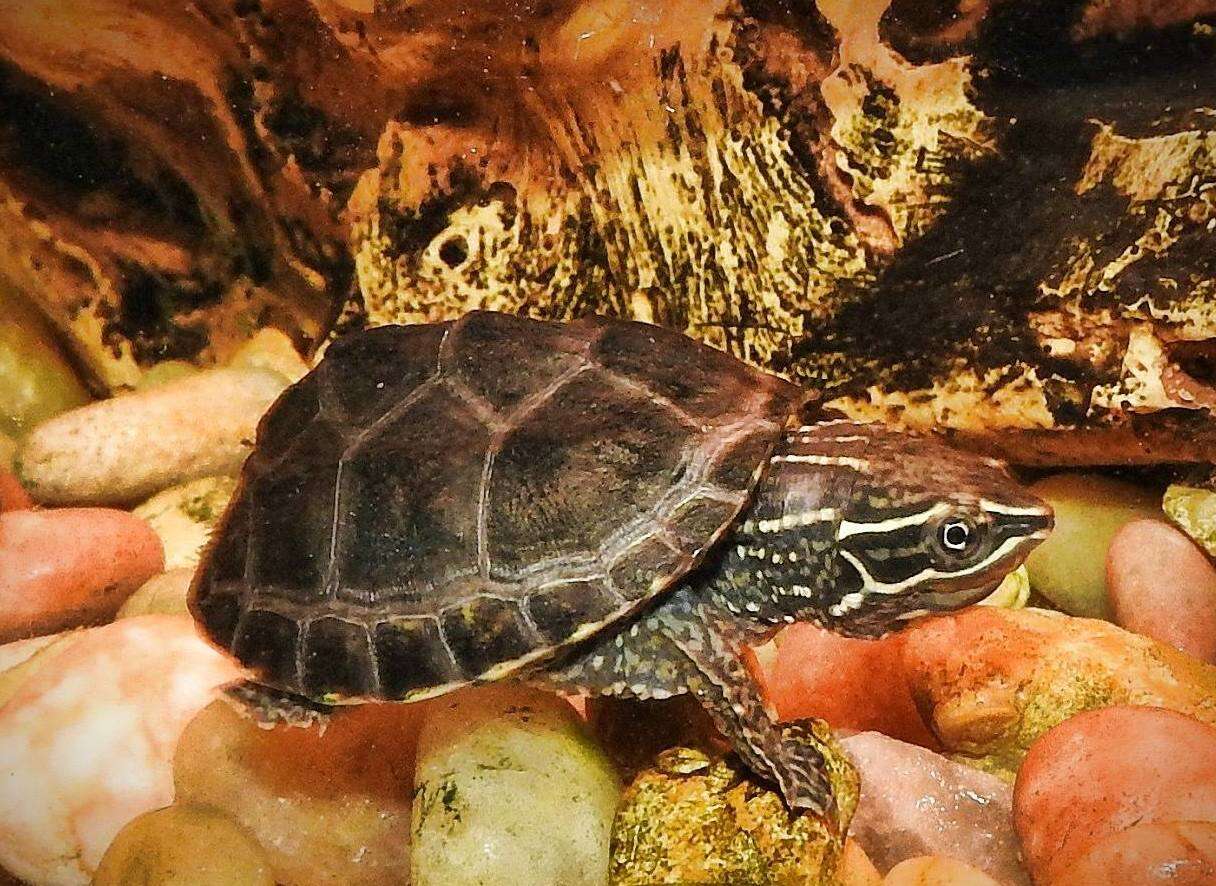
[773,719,836,818]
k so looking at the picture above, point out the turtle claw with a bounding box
[774,720,836,818]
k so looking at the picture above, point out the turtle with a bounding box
[190,310,1053,815]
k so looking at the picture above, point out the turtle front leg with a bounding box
[655,594,837,817]
[536,589,838,816]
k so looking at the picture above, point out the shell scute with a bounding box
[485,368,690,578]
[707,426,781,491]
[301,617,376,698]
[336,385,489,600]
[668,497,743,549]
[608,536,692,601]
[232,609,300,691]
[257,370,323,456]
[373,618,459,699]
[439,597,538,679]
[525,581,619,646]
[591,320,795,424]
[322,321,448,426]
[444,311,590,412]
[245,420,349,598]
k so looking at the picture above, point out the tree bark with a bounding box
[1,0,1213,464]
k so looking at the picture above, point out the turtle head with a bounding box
[810,427,1053,637]
[731,422,1053,639]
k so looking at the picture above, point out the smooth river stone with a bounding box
[1013,705,1216,884]
[0,508,164,642]
[1107,519,1216,663]
[882,856,1003,885]
[414,686,619,886]
[1051,820,1216,885]
[174,697,423,886]
[0,292,91,438]
[132,475,237,571]
[0,468,32,512]
[1022,473,1161,619]
[0,616,242,886]
[763,623,938,748]
[16,367,287,505]
[841,732,1029,885]
[93,803,275,886]
[898,607,1216,779]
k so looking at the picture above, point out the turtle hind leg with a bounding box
[222,680,334,730]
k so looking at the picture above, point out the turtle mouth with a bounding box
[915,576,1006,613]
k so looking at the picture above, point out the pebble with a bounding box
[1164,484,1216,557]
[0,431,16,470]
[0,468,32,512]
[763,623,938,747]
[15,367,288,505]
[0,508,163,642]
[0,294,91,438]
[132,476,237,571]
[1107,519,1216,663]
[1022,473,1161,619]
[1051,820,1216,885]
[93,803,274,886]
[841,732,1029,885]
[899,607,1216,779]
[0,633,75,710]
[414,686,619,886]
[839,839,883,885]
[227,328,310,382]
[1013,705,1216,884]
[609,740,853,886]
[0,616,242,885]
[174,697,425,886]
[117,568,194,619]
[881,856,1003,885]
[135,360,200,390]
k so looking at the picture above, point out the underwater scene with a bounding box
[0,1,1215,883]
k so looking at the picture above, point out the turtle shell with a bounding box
[191,311,804,701]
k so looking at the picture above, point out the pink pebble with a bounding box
[0,508,164,643]
[1013,706,1216,884]
[1107,519,1216,663]
[1052,820,1216,885]
[759,623,939,748]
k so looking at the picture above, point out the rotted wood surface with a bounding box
[0,0,1213,464]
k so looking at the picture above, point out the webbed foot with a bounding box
[772,719,835,817]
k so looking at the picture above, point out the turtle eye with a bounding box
[931,514,983,560]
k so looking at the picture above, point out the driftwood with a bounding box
[0,0,1214,464]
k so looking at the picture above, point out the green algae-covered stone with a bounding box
[610,732,857,886]
[0,291,91,439]
[412,686,620,886]
[1164,484,1216,558]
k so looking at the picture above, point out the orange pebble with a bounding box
[882,856,1002,885]
[0,468,33,512]
[760,622,938,747]
[1013,706,1216,884]
[839,838,883,885]
[1051,820,1216,885]
[1107,519,1216,663]
[0,508,164,642]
